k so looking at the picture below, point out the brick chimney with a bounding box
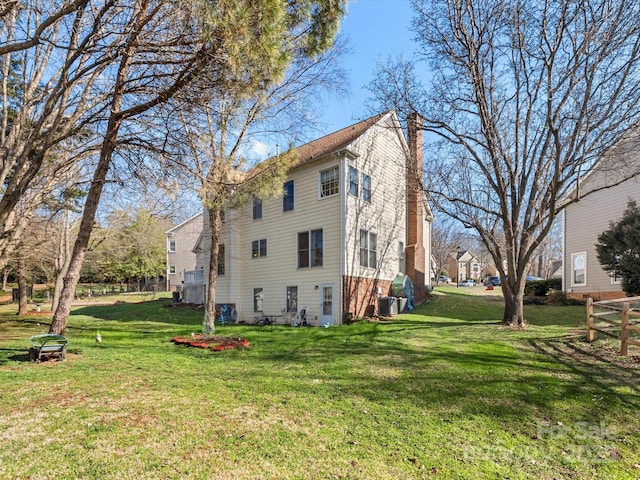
[406,112,427,305]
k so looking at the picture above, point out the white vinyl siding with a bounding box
[233,158,342,321]
[344,118,407,282]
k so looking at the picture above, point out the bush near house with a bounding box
[524,277,562,297]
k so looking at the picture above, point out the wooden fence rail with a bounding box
[586,296,640,355]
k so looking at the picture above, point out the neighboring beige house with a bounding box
[165,213,203,292]
[563,135,640,300]
[184,111,433,325]
[447,250,482,283]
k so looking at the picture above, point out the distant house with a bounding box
[447,250,482,283]
[562,133,640,300]
[184,111,433,325]
[165,213,203,292]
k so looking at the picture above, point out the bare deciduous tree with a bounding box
[47,0,347,335]
[368,0,640,326]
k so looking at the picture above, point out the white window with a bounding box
[286,286,298,313]
[252,239,267,258]
[169,265,176,274]
[320,166,339,197]
[253,198,262,219]
[254,288,263,312]
[349,166,359,197]
[217,244,225,276]
[362,173,371,203]
[571,252,586,286]
[168,239,176,252]
[360,229,377,269]
[298,230,323,268]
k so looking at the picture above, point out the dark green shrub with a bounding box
[524,280,549,296]
[547,277,562,291]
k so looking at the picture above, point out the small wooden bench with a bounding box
[29,334,68,362]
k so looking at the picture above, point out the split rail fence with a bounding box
[586,296,640,355]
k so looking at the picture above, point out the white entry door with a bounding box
[319,284,334,326]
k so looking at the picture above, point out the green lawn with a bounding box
[1,288,638,479]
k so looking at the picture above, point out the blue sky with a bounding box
[248,1,417,162]
[318,0,417,134]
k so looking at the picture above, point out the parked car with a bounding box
[438,275,451,284]
[458,279,476,287]
[526,275,544,281]
[484,276,501,286]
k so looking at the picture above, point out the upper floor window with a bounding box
[298,229,323,268]
[571,252,586,286]
[349,166,359,197]
[253,198,263,220]
[168,239,176,252]
[283,180,294,212]
[252,239,267,258]
[320,166,339,198]
[217,244,225,275]
[362,173,371,203]
[360,229,377,269]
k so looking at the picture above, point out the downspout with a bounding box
[339,153,347,324]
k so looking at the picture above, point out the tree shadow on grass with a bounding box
[70,300,201,326]
[237,317,640,425]
[527,337,640,400]
[0,347,30,363]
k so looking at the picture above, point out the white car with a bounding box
[458,279,476,287]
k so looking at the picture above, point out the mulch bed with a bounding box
[171,334,249,351]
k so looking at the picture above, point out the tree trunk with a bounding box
[49,0,147,335]
[501,280,527,327]
[51,209,71,312]
[2,268,8,291]
[49,143,115,334]
[203,207,221,334]
[17,254,28,315]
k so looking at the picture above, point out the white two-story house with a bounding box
[184,111,432,325]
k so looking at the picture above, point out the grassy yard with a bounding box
[1,287,639,479]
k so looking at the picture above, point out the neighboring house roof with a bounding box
[192,231,204,254]
[453,250,477,263]
[561,125,640,206]
[165,212,203,235]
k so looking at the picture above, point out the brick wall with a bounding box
[342,275,393,319]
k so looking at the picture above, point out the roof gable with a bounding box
[289,111,392,168]
[166,212,203,235]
